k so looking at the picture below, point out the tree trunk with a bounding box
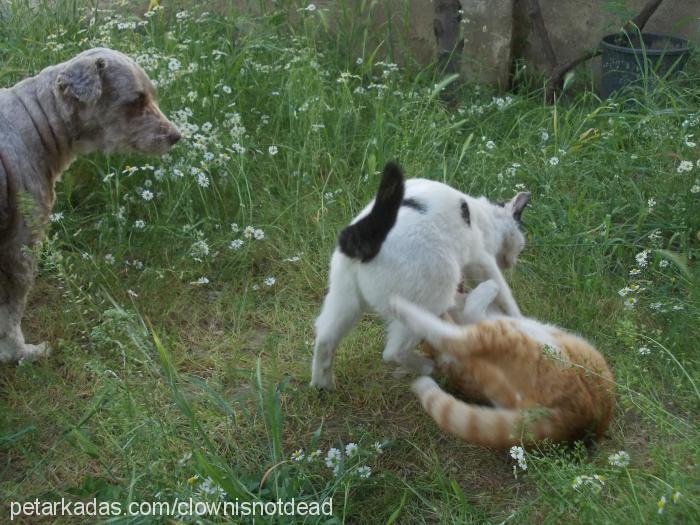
[625,0,664,32]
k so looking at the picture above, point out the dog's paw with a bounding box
[18,342,50,364]
[310,374,335,391]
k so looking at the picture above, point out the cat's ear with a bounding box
[505,192,531,222]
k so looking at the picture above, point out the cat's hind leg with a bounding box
[447,291,467,321]
[466,359,521,408]
[481,257,521,317]
[389,296,465,347]
[460,280,500,323]
[311,283,364,389]
[382,318,435,375]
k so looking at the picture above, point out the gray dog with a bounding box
[0,48,181,363]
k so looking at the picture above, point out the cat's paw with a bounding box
[417,358,435,375]
[392,359,434,379]
[473,279,499,296]
[391,366,411,379]
[394,352,434,376]
[463,280,501,320]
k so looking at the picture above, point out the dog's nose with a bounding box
[167,129,182,146]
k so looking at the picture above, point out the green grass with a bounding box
[1,1,699,523]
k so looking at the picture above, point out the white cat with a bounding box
[310,162,530,389]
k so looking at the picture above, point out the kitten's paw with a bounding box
[18,342,50,364]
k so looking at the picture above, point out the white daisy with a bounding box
[325,447,342,469]
[677,160,693,173]
[607,450,630,467]
[357,465,372,478]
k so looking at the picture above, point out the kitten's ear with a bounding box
[505,192,531,222]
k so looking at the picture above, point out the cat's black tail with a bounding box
[337,162,405,262]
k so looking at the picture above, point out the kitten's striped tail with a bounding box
[412,377,557,448]
[337,162,404,262]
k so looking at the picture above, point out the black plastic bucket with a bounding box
[600,32,691,98]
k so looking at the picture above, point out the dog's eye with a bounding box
[127,92,147,108]
[124,92,147,116]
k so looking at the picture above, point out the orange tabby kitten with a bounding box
[389,280,615,448]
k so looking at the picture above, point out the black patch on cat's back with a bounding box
[337,162,405,262]
[402,198,427,213]
[460,199,470,225]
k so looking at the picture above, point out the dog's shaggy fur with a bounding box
[0,48,180,363]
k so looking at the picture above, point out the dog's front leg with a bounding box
[0,242,48,363]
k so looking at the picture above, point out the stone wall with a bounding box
[6,0,698,89]
[281,0,699,89]
[513,0,700,80]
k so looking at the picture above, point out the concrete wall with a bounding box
[513,0,700,78]
[6,0,697,88]
[103,0,698,88]
[273,0,699,88]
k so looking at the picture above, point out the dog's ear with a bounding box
[504,192,531,222]
[55,56,106,105]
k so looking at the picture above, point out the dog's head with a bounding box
[54,48,181,155]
